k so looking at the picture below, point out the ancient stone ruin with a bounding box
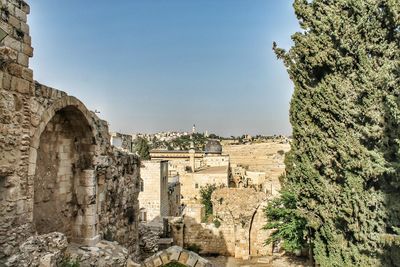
[0,1,281,266]
[0,1,217,266]
[0,0,142,265]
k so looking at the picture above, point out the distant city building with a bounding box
[139,160,169,222]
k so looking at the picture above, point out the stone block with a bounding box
[28,162,35,176]
[17,52,29,66]
[186,252,199,267]
[126,258,141,267]
[84,204,97,216]
[7,62,23,77]
[23,34,31,45]
[16,199,26,214]
[79,224,97,238]
[83,214,96,226]
[58,181,70,194]
[22,66,33,81]
[159,251,169,264]
[28,147,37,164]
[21,2,30,14]
[8,15,20,29]
[3,72,11,90]
[80,169,95,187]
[167,246,181,261]
[11,76,29,94]
[152,256,162,267]
[178,250,189,264]
[20,21,29,34]
[194,258,213,267]
[14,8,27,22]
[39,253,57,267]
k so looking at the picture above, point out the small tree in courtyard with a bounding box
[199,184,217,220]
[135,137,150,160]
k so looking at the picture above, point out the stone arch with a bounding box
[248,203,269,257]
[248,207,258,256]
[29,96,100,245]
[143,246,212,267]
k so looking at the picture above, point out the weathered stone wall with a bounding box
[172,188,272,259]
[0,1,35,261]
[212,188,271,259]
[97,150,140,254]
[0,0,141,263]
[203,155,229,167]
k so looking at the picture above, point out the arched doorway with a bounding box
[31,97,99,245]
[248,205,269,257]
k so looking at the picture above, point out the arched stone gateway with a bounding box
[29,96,100,245]
[143,246,213,267]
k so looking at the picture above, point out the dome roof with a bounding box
[205,139,222,154]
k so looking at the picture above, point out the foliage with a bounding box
[213,219,221,228]
[61,257,80,267]
[199,184,217,219]
[275,0,400,266]
[150,133,208,151]
[186,244,202,254]
[135,137,150,160]
[264,190,308,252]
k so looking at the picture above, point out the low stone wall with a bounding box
[171,188,272,259]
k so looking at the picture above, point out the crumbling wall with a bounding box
[173,188,272,259]
[0,0,141,263]
[212,188,271,259]
[0,0,39,262]
[97,150,140,254]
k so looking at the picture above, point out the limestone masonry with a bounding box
[0,1,291,266]
[0,0,142,265]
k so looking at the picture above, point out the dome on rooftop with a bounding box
[205,139,222,154]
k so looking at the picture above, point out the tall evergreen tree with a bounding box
[274,0,399,266]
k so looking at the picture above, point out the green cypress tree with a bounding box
[274,0,400,266]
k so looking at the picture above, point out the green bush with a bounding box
[61,257,80,267]
[213,219,221,228]
[199,184,217,220]
[263,190,308,252]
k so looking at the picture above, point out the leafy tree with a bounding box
[199,184,217,219]
[274,0,400,266]
[264,190,308,253]
[135,137,150,160]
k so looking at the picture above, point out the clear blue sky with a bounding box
[28,0,299,136]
